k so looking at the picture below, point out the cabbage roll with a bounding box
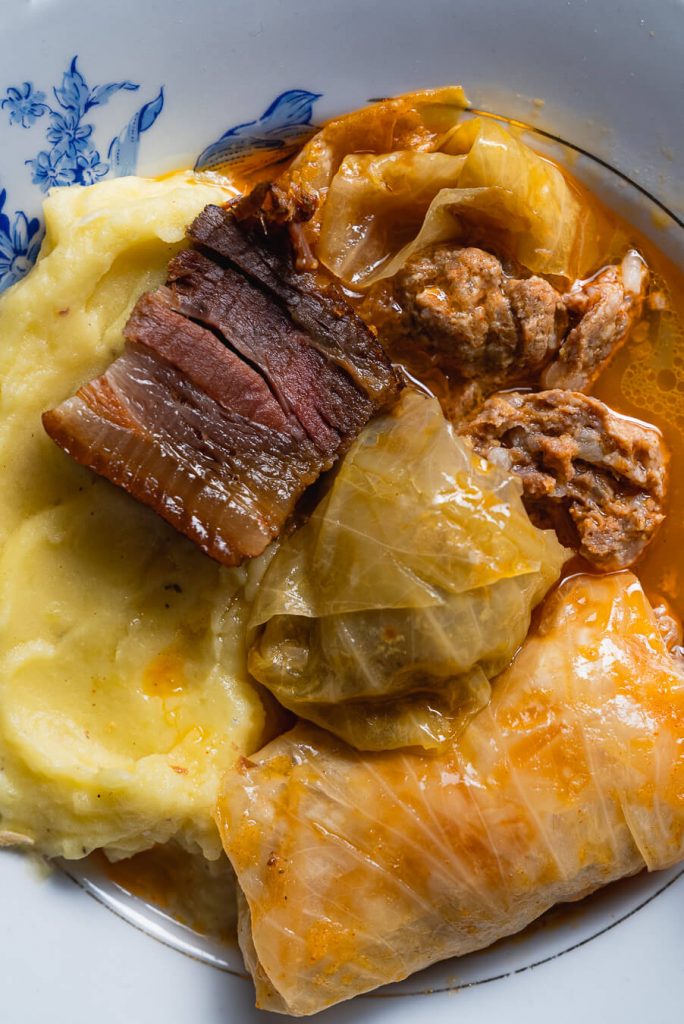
[248,390,567,750]
[218,572,684,1016]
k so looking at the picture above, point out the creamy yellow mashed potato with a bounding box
[0,173,268,860]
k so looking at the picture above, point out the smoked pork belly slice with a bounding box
[125,288,303,436]
[43,203,401,565]
[43,313,323,566]
[167,248,374,459]
[188,204,400,406]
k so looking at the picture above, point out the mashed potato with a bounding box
[0,173,268,860]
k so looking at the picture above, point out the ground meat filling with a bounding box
[394,245,567,382]
[460,390,668,572]
[383,244,648,412]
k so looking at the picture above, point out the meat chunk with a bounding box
[167,248,374,460]
[393,245,567,380]
[460,390,667,571]
[230,179,318,230]
[42,345,323,565]
[43,203,401,567]
[542,250,648,390]
[376,243,648,414]
[189,204,399,405]
[125,288,300,436]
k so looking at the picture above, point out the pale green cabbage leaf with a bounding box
[317,117,606,285]
[282,88,615,287]
[248,390,568,750]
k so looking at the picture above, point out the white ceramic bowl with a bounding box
[1,2,683,1022]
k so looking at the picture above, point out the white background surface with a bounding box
[1,0,683,1020]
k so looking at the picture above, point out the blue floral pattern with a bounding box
[46,111,94,159]
[0,189,43,289]
[194,89,321,175]
[0,77,321,295]
[0,56,164,292]
[26,150,77,190]
[1,82,49,128]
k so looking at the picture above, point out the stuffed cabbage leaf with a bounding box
[248,390,567,750]
[282,89,616,286]
[219,572,684,1016]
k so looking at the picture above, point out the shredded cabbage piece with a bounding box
[282,88,615,286]
[248,390,568,750]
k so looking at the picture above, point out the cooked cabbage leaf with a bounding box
[286,85,469,198]
[283,88,614,286]
[248,390,568,750]
[220,572,684,1016]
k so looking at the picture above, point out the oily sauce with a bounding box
[592,243,684,618]
[95,845,238,943]
[561,168,684,618]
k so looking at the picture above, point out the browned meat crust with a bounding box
[231,180,318,229]
[43,204,401,567]
[372,244,648,415]
[230,181,320,270]
[460,390,668,571]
